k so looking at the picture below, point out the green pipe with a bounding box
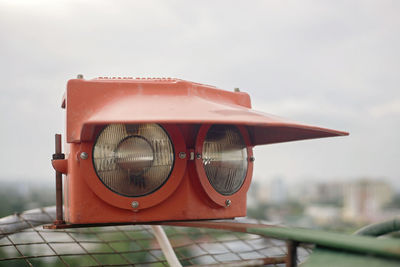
[354,216,400,237]
[249,226,400,260]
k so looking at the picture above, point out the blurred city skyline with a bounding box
[0,1,399,186]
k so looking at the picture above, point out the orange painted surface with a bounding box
[51,159,68,174]
[64,125,249,224]
[59,77,348,224]
[64,78,347,144]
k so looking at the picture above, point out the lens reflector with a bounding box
[115,136,154,175]
[202,125,248,195]
[93,124,174,197]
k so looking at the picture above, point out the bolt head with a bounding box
[131,201,139,209]
[249,156,255,162]
[179,152,186,159]
[80,152,88,160]
[196,153,202,159]
[225,199,231,207]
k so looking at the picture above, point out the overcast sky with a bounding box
[0,1,399,187]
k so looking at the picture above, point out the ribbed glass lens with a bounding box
[115,136,154,175]
[202,125,248,195]
[93,124,174,197]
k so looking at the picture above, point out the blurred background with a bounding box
[0,0,399,232]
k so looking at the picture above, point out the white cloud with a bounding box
[369,99,400,118]
[0,1,399,183]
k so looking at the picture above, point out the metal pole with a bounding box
[54,134,64,224]
[286,241,298,267]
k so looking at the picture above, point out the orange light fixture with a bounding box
[51,77,348,225]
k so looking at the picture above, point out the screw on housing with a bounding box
[80,152,88,160]
[131,201,139,209]
[249,156,255,162]
[179,152,186,159]
[225,199,232,207]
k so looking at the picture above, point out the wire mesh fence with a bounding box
[0,207,312,266]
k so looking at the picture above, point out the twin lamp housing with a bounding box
[51,77,347,226]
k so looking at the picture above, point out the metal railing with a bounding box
[0,206,313,267]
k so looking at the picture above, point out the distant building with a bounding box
[342,179,394,223]
[305,205,341,225]
[314,182,344,204]
[255,176,288,204]
[268,177,288,204]
[289,180,344,205]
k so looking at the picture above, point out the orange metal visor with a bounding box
[64,78,348,145]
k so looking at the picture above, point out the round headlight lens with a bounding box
[115,136,154,175]
[202,125,248,195]
[93,124,174,197]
